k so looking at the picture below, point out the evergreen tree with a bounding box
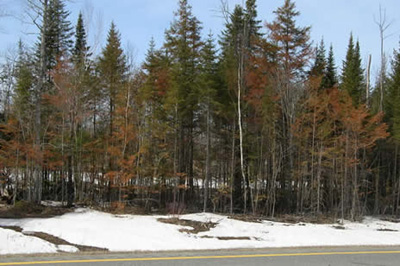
[220,5,244,57]
[321,45,337,89]
[218,5,244,117]
[219,5,246,212]
[341,34,364,106]
[40,0,73,71]
[26,0,74,203]
[244,0,262,48]
[14,41,33,112]
[164,0,203,201]
[310,39,326,79]
[13,40,35,143]
[142,37,161,105]
[388,43,400,142]
[139,38,173,192]
[98,22,128,172]
[200,33,218,211]
[200,33,218,99]
[387,43,400,216]
[72,12,89,65]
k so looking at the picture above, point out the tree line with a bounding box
[0,0,398,220]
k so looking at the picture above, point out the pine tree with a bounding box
[321,45,337,89]
[341,34,364,106]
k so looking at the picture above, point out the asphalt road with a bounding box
[1,246,400,266]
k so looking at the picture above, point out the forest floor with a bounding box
[1,203,400,255]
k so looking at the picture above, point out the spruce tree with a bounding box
[72,12,89,65]
[142,37,158,104]
[14,40,34,125]
[321,45,337,89]
[245,0,262,48]
[341,34,364,106]
[388,43,400,142]
[61,12,90,207]
[200,33,218,211]
[219,5,246,212]
[42,0,73,71]
[98,22,127,172]
[310,39,326,79]
[28,0,73,203]
[164,0,203,200]
[220,5,244,58]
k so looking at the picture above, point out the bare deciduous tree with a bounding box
[374,5,393,112]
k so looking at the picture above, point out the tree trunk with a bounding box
[203,96,211,212]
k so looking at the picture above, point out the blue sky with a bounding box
[1,0,400,79]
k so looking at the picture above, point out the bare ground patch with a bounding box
[377,228,398,232]
[0,225,23,232]
[200,235,252,240]
[157,217,217,234]
[332,225,346,230]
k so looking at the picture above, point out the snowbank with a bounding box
[1,208,400,255]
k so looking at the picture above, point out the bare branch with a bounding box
[374,4,393,112]
[219,0,231,25]
[374,5,395,41]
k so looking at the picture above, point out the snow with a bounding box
[0,228,57,255]
[56,245,79,253]
[40,201,64,207]
[1,208,400,255]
